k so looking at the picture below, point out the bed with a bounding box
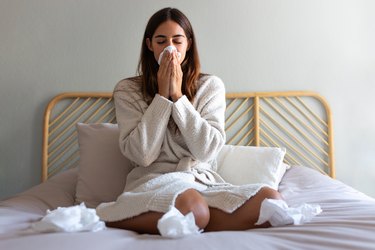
[1,91,375,250]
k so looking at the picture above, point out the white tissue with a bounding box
[158,45,181,65]
[157,206,202,238]
[255,199,322,227]
[31,203,106,233]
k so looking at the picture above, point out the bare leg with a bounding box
[174,189,210,229]
[106,189,210,234]
[106,211,162,234]
[205,187,282,232]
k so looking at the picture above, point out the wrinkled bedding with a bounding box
[1,166,375,250]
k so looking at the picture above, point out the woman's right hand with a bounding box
[157,51,172,99]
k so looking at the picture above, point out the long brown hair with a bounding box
[136,7,201,103]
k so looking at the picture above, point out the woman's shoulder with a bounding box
[197,74,225,93]
[114,76,142,92]
[113,76,144,103]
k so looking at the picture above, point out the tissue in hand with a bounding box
[157,206,202,238]
[31,203,106,233]
[255,199,322,227]
[158,45,182,65]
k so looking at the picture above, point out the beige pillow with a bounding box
[75,123,133,208]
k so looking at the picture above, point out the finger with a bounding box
[159,53,172,74]
[159,52,167,68]
[162,51,170,64]
[169,59,175,77]
[174,50,182,64]
[158,51,167,69]
[172,50,178,64]
[169,52,177,70]
[172,52,182,76]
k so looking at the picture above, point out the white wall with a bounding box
[1,0,374,199]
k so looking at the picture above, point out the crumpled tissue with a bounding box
[31,203,106,233]
[255,199,322,227]
[158,45,181,65]
[157,206,202,238]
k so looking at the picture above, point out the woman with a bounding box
[96,7,282,234]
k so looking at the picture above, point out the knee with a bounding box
[175,189,210,229]
[257,187,282,201]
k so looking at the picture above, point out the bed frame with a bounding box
[42,91,334,181]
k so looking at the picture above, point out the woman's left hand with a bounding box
[169,50,183,102]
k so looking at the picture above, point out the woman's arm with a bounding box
[172,76,226,162]
[114,80,173,167]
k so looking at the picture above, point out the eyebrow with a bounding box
[154,34,186,39]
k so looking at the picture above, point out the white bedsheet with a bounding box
[1,166,375,250]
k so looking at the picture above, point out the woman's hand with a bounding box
[157,51,172,99]
[169,50,183,102]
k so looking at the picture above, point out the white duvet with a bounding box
[1,166,375,250]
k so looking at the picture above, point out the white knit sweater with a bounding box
[96,75,265,221]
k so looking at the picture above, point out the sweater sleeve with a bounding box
[114,81,173,167]
[171,76,226,162]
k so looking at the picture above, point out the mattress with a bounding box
[1,166,374,250]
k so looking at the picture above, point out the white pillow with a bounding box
[216,145,287,189]
[75,123,133,208]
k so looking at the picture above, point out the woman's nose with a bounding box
[166,39,174,46]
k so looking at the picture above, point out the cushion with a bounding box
[75,123,133,208]
[216,145,287,189]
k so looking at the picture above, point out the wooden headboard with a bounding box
[42,91,334,181]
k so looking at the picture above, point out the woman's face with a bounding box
[147,20,191,64]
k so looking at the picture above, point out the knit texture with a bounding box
[96,75,266,221]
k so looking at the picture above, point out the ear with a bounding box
[146,38,153,51]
